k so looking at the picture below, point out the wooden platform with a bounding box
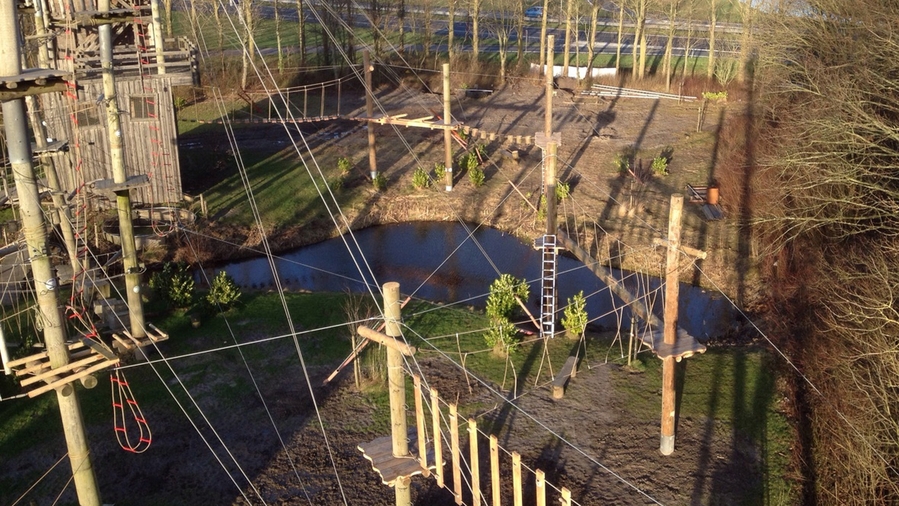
[110,325,169,353]
[358,430,434,487]
[639,327,707,361]
[6,339,119,398]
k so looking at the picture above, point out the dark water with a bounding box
[204,222,734,339]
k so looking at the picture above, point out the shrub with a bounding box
[613,152,630,174]
[150,262,195,308]
[329,174,345,192]
[651,156,669,176]
[412,167,430,189]
[337,157,352,174]
[486,274,529,320]
[537,195,547,221]
[555,180,570,200]
[433,162,446,181]
[701,90,728,102]
[206,271,241,311]
[484,316,519,353]
[469,166,485,187]
[373,173,388,191]
[561,291,588,338]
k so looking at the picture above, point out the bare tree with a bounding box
[615,0,624,73]
[585,0,599,76]
[563,0,572,76]
[706,0,718,79]
[485,0,517,81]
[240,0,257,89]
[472,0,482,60]
[274,0,284,73]
[737,0,755,83]
[296,0,307,66]
[754,0,899,502]
[540,0,549,74]
[448,0,457,61]
[662,0,679,90]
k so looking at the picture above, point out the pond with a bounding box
[203,222,735,339]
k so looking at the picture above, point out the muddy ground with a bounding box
[1,78,773,505]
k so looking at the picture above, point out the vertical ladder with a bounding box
[541,235,557,338]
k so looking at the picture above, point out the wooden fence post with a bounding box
[469,419,480,506]
[431,387,444,488]
[490,435,501,506]
[414,374,429,476]
[512,451,523,506]
[450,403,462,504]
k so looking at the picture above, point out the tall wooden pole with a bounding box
[443,63,453,191]
[364,50,378,181]
[100,0,146,339]
[660,193,683,456]
[149,0,166,74]
[0,2,102,504]
[544,36,557,236]
[383,281,411,506]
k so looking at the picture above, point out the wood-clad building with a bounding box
[30,0,197,205]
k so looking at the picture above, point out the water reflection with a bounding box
[206,222,733,338]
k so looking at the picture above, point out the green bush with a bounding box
[412,167,430,189]
[373,173,388,191]
[651,156,669,176]
[537,195,547,221]
[434,162,446,182]
[561,291,588,338]
[337,157,352,174]
[613,152,630,174]
[486,274,529,320]
[150,262,195,308]
[468,166,485,187]
[555,180,570,200]
[206,271,242,311]
[701,90,728,102]
[484,316,519,352]
[464,152,479,172]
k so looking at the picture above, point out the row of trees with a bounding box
[745,0,899,502]
[164,0,755,88]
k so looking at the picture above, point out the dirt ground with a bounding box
[2,80,768,505]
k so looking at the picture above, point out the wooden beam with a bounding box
[450,404,462,505]
[356,326,417,356]
[536,469,546,506]
[413,375,430,476]
[432,387,444,488]
[512,451,523,506]
[490,435,501,506]
[469,419,481,506]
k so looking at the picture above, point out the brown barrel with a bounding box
[707,186,720,205]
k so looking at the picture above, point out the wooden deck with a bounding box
[639,327,707,361]
[358,430,434,487]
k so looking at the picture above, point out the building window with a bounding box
[130,96,157,120]
[74,106,101,128]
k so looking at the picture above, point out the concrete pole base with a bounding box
[660,435,675,456]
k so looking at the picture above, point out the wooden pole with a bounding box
[560,487,572,506]
[395,475,411,506]
[100,0,146,341]
[0,4,101,504]
[432,387,444,488]
[660,194,684,456]
[443,63,453,191]
[490,435,501,506]
[382,282,409,460]
[512,451,523,506]
[450,403,462,505]
[468,419,481,506]
[149,0,166,74]
[544,35,557,236]
[364,50,378,180]
[536,468,546,506]
[414,374,430,476]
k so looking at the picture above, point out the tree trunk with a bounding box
[664,0,678,91]
[472,0,480,61]
[296,0,306,66]
[275,0,283,73]
[241,2,255,90]
[616,1,624,73]
[707,0,717,79]
[516,0,524,64]
[164,0,172,37]
[448,0,455,61]
[586,1,598,76]
[398,0,406,56]
[424,0,432,59]
[540,0,549,74]
[636,0,647,80]
[737,0,753,83]
[563,0,572,77]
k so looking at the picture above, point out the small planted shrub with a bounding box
[613,152,630,174]
[373,173,388,191]
[701,90,728,102]
[412,166,430,189]
[561,291,588,340]
[486,274,529,321]
[651,156,669,176]
[337,156,352,174]
[434,162,447,182]
[150,262,195,308]
[555,180,570,200]
[469,166,485,187]
[206,271,242,311]
[484,317,519,355]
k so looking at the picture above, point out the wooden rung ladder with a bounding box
[111,324,169,352]
[541,234,557,338]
